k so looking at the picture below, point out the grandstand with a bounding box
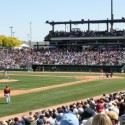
[31,17,125,72]
[33,1,123,73]
[1,18,125,72]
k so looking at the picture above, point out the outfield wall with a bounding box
[0,65,123,72]
[32,65,123,73]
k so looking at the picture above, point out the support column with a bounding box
[88,19,90,31]
[70,20,72,32]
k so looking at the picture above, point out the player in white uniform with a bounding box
[3,70,10,80]
[98,68,105,78]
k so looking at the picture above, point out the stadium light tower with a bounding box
[27,34,29,42]
[29,22,32,48]
[111,0,114,30]
[9,26,13,37]
[12,32,15,38]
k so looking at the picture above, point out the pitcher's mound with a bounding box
[0,79,18,83]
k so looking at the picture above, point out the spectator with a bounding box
[92,114,112,125]
[60,112,79,125]
[107,111,119,125]
[96,102,104,113]
[80,108,96,124]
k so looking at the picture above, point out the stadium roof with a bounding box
[46,18,125,25]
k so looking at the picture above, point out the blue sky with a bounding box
[0,0,125,42]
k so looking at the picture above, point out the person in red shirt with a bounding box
[4,85,11,104]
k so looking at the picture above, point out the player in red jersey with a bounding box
[4,85,11,104]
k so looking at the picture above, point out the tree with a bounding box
[0,36,22,47]
[0,36,3,46]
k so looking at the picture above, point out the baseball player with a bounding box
[98,68,105,78]
[3,70,10,80]
[4,85,11,104]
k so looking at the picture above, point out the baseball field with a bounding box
[0,71,125,120]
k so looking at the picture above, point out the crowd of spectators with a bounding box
[1,91,125,125]
[45,30,124,40]
[0,47,125,69]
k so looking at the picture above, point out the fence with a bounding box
[32,65,123,73]
[0,65,123,72]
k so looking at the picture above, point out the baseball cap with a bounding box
[37,119,44,125]
[107,111,119,121]
[96,103,104,112]
[80,108,96,120]
[60,112,79,125]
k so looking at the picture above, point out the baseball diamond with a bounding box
[0,71,125,121]
[1,0,125,125]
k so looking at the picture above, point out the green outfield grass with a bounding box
[0,71,125,117]
[0,72,78,89]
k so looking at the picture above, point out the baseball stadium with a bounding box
[0,0,125,125]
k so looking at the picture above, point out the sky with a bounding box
[0,0,125,42]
